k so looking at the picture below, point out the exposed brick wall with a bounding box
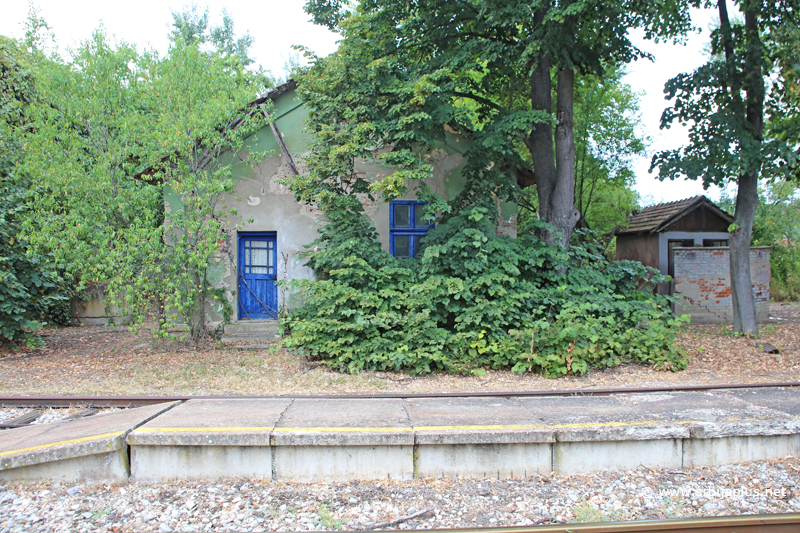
[673,247,770,324]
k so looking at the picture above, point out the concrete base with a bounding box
[554,439,683,475]
[0,402,179,483]
[0,449,129,483]
[416,443,551,479]
[272,445,414,481]
[131,445,272,482]
[684,434,800,467]
[5,388,800,482]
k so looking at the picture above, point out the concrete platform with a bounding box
[128,398,291,481]
[3,387,800,483]
[272,398,414,481]
[0,402,179,483]
[406,397,553,478]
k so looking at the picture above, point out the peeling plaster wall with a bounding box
[70,88,515,326]
[208,90,474,324]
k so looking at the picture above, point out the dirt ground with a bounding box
[0,303,798,397]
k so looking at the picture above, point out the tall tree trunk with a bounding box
[552,67,580,247]
[525,5,580,248]
[728,0,764,337]
[526,52,557,236]
[525,58,580,247]
[730,173,758,335]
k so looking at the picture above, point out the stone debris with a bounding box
[0,407,119,427]
[1,457,798,532]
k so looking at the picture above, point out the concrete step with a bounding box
[224,344,275,350]
[220,334,281,345]
[223,320,280,335]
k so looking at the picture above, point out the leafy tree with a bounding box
[298,0,694,246]
[19,28,268,340]
[131,41,269,338]
[0,35,64,346]
[573,71,645,235]
[170,4,256,68]
[721,181,800,301]
[652,0,800,336]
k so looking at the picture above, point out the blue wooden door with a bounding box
[238,233,278,319]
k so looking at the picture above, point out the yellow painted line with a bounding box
[134,427,274,433]
[273,426,411,433]
[0,431,125,457]
[415,419,702,431]
[130,419,711,434]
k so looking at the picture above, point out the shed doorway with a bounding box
[667,239,694,296]
[238,232,278,319]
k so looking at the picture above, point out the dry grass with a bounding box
[0,303,798,396]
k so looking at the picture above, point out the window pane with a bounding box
[394,204,410,227]
[394,235,411,257]
[251,246,268,267]
[413,236,424,258]
[414,206,429,228]
[245,239,270,274]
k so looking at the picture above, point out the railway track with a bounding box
[381,513,800,532]
[1,381,798,429]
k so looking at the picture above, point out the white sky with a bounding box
[1,1,728,207]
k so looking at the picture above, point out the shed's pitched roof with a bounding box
[616,195,733,236]
[133,79,298,182]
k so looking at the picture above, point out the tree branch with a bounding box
[452,91,502,111]
[354,507,434,530]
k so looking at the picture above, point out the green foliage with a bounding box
[651,5,799,188]
[297,0,694,245]
[169,4,256,68]
[0,35,66,346]
[0,173,64,346]
[572,69,645,235]
[721,181,800,301]
[18,26,269,340]
[284,204,687,376]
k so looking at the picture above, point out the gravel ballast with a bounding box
[1,458,799,532]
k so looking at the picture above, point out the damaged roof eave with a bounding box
[616,195,734,237]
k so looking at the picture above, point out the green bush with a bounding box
[0,175,66,347]
[283,202,688,376]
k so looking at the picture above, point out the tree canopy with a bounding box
[169,4,257,69]
[297,0,694,246]
[652,0,800,335]
[14,19,270,340]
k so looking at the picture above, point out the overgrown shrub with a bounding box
[283,203,688,376]
[0,175,66,347]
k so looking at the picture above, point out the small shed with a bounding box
[616,196,770,324]
[616,195,733,293]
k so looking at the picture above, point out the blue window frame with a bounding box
[389,201,434,258]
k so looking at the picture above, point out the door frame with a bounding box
[237,231,278,320]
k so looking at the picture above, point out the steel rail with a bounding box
[0,381,797,408]
[341,513,800,533]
